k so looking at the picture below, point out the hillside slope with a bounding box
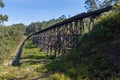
[0,4,120,80]
[46,4,120,80]
[0,25,25,64]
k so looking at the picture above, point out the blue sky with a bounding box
[1,0,86,25]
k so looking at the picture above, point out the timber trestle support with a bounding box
[32,6,112,57]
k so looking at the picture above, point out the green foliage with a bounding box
[0,39,52,80]
[0,0,8,24]
[1,1,120,80]
[50,73,71,80]
[35,65,48,73]
[24,40,37,49]
[0,24,26,64]
[45,4,120,80]
[26,22,42,35]
[11,23,26,34]
[41,15,66,29]
[85,0,98,12]
[0,14,8,23]
[20,62,31,67]
[113,1,120,11]
[0,0,4,8]
[26,15,66,35]
[85,0,118,12]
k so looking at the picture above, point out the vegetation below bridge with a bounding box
[45,4,120,80]
[0,24,26,64]
[0,2,120,80]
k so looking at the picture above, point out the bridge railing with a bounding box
[32,6,112,57]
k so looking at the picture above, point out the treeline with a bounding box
[0,24,26,64]
[85,0,118,12]
[46,3,120,80]
[25,15,66,35]
[0,15,66,64]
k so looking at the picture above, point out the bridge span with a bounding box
[11,6,112,66]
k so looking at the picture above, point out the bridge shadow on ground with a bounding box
[19,47,54,79]
[20,50,53,65]
[21,59,51,65]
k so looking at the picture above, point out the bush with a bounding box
[46,3,120,80]
[24,40,37,49]
[50,73,71,80]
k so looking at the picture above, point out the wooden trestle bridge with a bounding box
[32,6,112,57]
[12,6,112,66]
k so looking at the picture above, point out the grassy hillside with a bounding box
[0,40,51,80]
[0,24,25,64]
[45,4,120,80]
[0,4,120,80]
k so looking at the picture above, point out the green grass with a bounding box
[50,73,71,80]
[0,39,52,80]
[0,26,25,64]
[1,3,120,80]
[45,4,120,80]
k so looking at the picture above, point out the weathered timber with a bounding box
[11,6,112,65]
[31,6,112,57]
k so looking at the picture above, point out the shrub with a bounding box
[50,73,71,80]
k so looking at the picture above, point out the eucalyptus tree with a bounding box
[85,0,118,12]
[0,0,8,25]
[0,0,8,60]
[85,0,98,12]
[0,15,8,25]
[0,0,4,8]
